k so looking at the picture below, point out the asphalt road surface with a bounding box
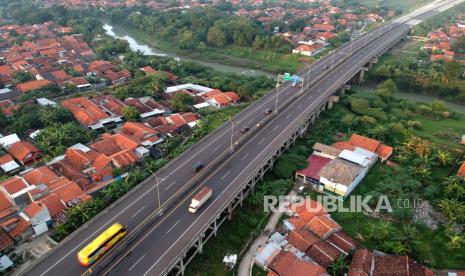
[22,1,463,275]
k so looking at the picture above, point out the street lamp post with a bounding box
[274,74,283,114]
[330,51,335,71]
[230,117,239,151]
[299,77,305,95]
[154,173,161,209]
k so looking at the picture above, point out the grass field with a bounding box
[113,24,310,74]
[412,115,465,150]
[357,0,434,12]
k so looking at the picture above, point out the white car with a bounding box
[298,185,305,193]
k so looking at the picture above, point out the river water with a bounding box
[102,24,274,78]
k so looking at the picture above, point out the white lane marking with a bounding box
[297,104,303,109]
[273,125,280,131]
[166,220,180,234]
[240,153,249,161]
[131,206,146,218]
[213,144,222,152]
[143,31,408,271]
[286,114,291,120]
[129,254,146,271]
[143,83,333,275]
[163,181,177,192]
[258,138,265,145]
[39,181,160,276]
[220,171,230,180]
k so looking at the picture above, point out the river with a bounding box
[102,24,274,78]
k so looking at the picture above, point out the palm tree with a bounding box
[435,149,452,167]
[446,234,464,250]
[328,255,348,276]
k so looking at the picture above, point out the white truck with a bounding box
[188,186,212,214]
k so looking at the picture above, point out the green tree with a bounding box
[171,93,194,112]
[444,61,462,80]
[13,71,35,83]
[121,106,140,121]
[207,26,226,47]
[376,79,397,98]
[34,122,96,156]
[39,106,75,126]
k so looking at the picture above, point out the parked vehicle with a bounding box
[188,186,212,213]
[192,162,204,172]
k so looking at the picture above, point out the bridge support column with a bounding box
[358,68,365,84]
[178,259,185,275]
[227,203,233,220]
[239,189,244,206]
[213,220,218,237]
[197,235,203,254]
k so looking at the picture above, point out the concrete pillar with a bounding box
[213,220,218,237]
[198,236,203,254]
[227,203,233,220]
[358,68,365,84]
[179,259,185,275]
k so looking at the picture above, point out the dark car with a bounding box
[241,126,250,133]
[323,65,328,70]
[265,108,273,114]
[192,162,205,172]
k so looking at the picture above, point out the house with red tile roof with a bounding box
[67,77,91,90]
[0,228,13,253]
[268,251,328,276]
[457,163,465,179]
[0,154,20,174]
[21,201,51,235]
[91,94,127,116]
[123,97,166,118]
[38,193,66,224]
[306,215,341,239]
[292,44,323,56]
[90,133,142,167]
[348,248,435,276]
[16,79,53,94]
[286,228,320,252]
[88,60,113,76]
[121,122,162,147]
[139,66,156,75]
[326,230,356,254]
[0,190,18,224]
[306,240,342,268]
[103,69,131,85]
[8,216,32,241]
[7,141,43,167]
[61,97,122,129]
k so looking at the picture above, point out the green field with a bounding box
[112,24,311,74]
[357,0,434,12]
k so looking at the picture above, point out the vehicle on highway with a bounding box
[241,126,250,133]
[192,162,205,172]
[265,108,273,114]
[323,65,328,70]
[188,186,212,213]
[77,223,127,266]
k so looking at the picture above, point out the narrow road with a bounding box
[237,190,297,276]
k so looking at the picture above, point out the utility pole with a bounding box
[299,77,305,95]
[154,173,161,209]
[274,74,283,114]
[330,51,335,71]
[229,117,238,151]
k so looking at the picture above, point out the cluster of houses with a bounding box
[233,1,391,57]
[0,57,240,262]
[424,14,465,63]
[295,134,392,199]
[0,22,138,105]
[0,38,240,264]
[255,199,434,275]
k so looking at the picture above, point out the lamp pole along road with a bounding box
[274,74,283,114]
[230,117,239,151]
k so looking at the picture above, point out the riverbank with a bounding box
[356,86,465,115]
[103,23,310,76]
